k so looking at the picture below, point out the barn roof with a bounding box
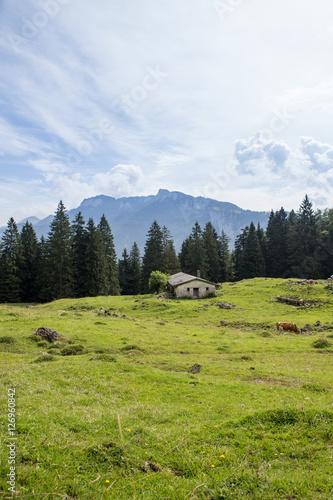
[168,272,217,287]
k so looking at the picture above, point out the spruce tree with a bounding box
[233,226,249,281]
[19,222,39,302]
[72,212,87,298]
[219,230,233,282]
[265,208,289,277]
[316,208,333,278]
[239,222,265,279]
[129,242,142,294]
[202,222,221,282]
[183,222,208,278]
[35,236,48,302]
[118,248,132,295]
[44,201,74,301]
[0,218,21,302]
[142,220,164,292]
[83,218,109,296]
[288,195,319,278]
[161,226,181,275]
[97,215,120,295]
[178,237,189,271]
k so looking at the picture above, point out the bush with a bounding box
[312,338,331,349]
[33,355,56,363]
[60,345,85,356]
[0,336,16,344]
[149,271,169,293]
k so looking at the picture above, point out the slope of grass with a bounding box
[0,278,333,499]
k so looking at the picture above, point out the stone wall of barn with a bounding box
[173,280,216,299]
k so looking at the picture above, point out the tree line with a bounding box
[0,195,332,303]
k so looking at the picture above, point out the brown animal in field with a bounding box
[276,322,301,334]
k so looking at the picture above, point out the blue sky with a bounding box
[1,0,333,225]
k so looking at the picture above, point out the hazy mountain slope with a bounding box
[1,190,270,256]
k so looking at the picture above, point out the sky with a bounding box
[1,0,333,225]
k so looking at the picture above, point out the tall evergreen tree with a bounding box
[142,220,164,292]
[233,226,249,281]
[178,237,189,271]
[219,230,233,282]
[265,208,289,277]
[35,236,48,302]
[129,242,142,295]
[316,208,333,278]
[19,222,39,302]
[0,218,22,302]
[82,218,109,296]
[161,226,181,275]
[43,201,74,301]
[239,222,265,279]
[288,195,319,278]
[118,248,132,295]
[202,222,221,282]
[72,212,87,297]
[97,215,120,295]
[183,222,208,278]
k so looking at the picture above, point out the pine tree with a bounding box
[142,221,164,292]
[178,237,189,271]
[129,242,142,294]
[35,236,48,302]
[288,195,319,278]
[19,221,39,302]
[97,215,120,295]
[316,208,333,278]
[233,226,249,281]
[239,222,265,279]
[256,223,267,276]
[219,230,233,282]
[202,222,221,282]
[72,212,87,298]
[161,226,181,275]
[82,218,109,296]
[0,218,21,302]
[43,201,74,301]
[118,248,132,295]
[183,222,208,278]
[265,208,289,277]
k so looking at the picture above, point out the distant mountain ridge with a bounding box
[1,189,270,256]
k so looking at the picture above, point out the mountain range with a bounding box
[1,190,270,257]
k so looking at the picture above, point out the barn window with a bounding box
[206,287,209,291]
[187,288,190,292]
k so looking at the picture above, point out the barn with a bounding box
[167,271,217,299]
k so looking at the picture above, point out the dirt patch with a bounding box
[188,363,202,374]
[246,377,303,388]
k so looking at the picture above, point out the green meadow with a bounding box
[1,278,333,499]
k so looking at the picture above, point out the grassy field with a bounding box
[1,278,333,499]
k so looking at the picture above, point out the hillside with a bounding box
[0,190,270,256]
[1,278,333,498]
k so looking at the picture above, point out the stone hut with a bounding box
[167,271,217,299]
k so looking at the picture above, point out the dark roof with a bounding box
[168,272,217,287]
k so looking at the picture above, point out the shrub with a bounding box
[149,271,169,293]
[60,345,85,356]
[0,336,16,344]
[312,338,331,349]
[33,355,56,363]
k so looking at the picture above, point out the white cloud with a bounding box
[301,137,333,171]
[93,164,143,196]
[51,164,144,208]
[234,132,290,175]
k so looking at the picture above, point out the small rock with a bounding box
[218,302,232,310]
